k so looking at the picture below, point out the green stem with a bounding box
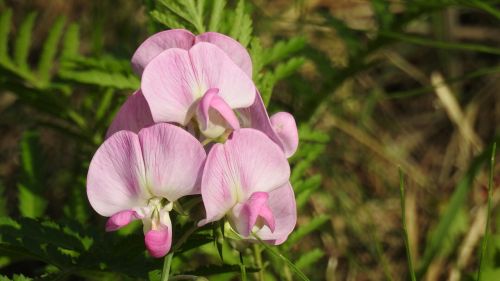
[161,251,174,281]
[173,224,199,251]
[253,244,265,281]
[477,142,497,281]
[399,168,417,281]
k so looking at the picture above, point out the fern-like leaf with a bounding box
[0,9,12,64]
[208,0,226,31]
[14,12,37,71]
[38,16,65,84]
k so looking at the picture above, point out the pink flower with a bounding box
[141,42,255,139]
[131,29,252,77]
[105,90,154,139]
[106,30,253,139]
[107,29,298,157]
[199,129,296,244]
[87,123,206,257]
[239,93,299,158]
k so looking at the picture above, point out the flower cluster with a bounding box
[86,30,298,258]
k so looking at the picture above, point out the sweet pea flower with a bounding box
[141,41,255,139]
[238,93,299,158]
[199,129,296,244]
[131,29,252,77]
[87,123,206,257]
[106,30,253,139]
[105,90,154,139]
[107,29,298,157]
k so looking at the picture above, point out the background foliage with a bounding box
[0,0,499,280]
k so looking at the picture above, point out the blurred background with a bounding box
[0,0,499,280]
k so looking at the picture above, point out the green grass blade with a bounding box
[381,31,500,55]
[284,215,329,250]
[468,1,500,20]
[295,248,324,270]
[417,144,496,278]
[477,142,497,281]
[253,234,311,281]
[0,8,12,63]
[399,168,417,281]
[38,16,65,84]
[14,12,36,70]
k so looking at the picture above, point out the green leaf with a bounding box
[254,235,311,281]
[0,274,33,281]
[371,0,393,29]
[284,215,329,249]
[0,8,12,63]
[230,0,252,47]
[157,0,204,33]
[95,88,115,121]
[58,68,139,90]
[61,23,80,59]
[150,10,187,30]
[14,12,36,70]
[295,248,324,270]
[38,16,65,84]
[17,131,47,218]
[264,37,306,65]
[250,38,264,78]
[272,57,305,82]
[208,0,226,31]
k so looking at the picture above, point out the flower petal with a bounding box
[131,29,195,75]
[237,91,284,152]
[196,88,240,138]
[105,210,141,232]
[137,123,206,201]
[195,32,252,77]
[199,128,290,225]
[254,183,296,245]
[270,112,298,158]
[105,90,155,139]
[189,42,255,109]
[145,226,172,258]
[231,192,275,237]
[141,48,198,125]
[87,131,148,216]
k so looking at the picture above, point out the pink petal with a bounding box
[232,192,276,237]
[145,226,172,258]
[137,123,206,201]
[270,112,299,158]
[199,128,290,225]
[131,29,195,75]
[105,90,155,139]
[238,91,284,152]
[87,131,148,217]
[141,48,198,125]
[188,42,255,109]
[197,88,240,132]
[255,183,296,245]
[195,32,252,77]
[105,210,141,232]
